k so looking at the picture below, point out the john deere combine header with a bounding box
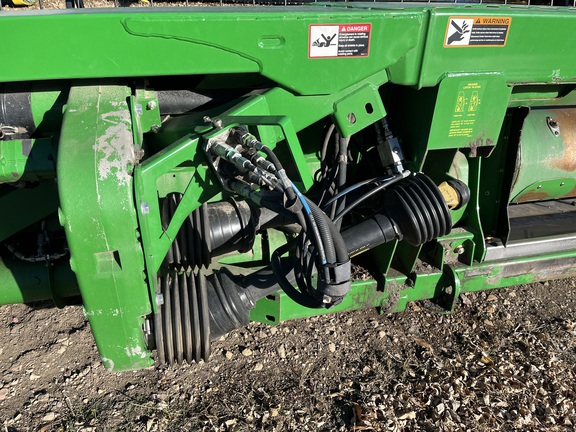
[1,0,575,371]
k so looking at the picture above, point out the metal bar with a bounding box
[485,234,576,261]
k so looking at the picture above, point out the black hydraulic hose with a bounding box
[305,198,337,264]
[239,127,298,206]
[320,124,336,182]
[271,242,319,308]
[323,210,348,263]
[292,183,328,266]
[333,171,410,223]
[333,135,349,229]
[321,174,396,211]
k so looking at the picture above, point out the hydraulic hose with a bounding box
[333,135,349,229]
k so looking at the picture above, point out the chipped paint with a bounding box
[93,108,135,186]
[101,357,115,371]
[125,345,147,359]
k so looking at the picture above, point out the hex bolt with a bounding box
[445,286,453,295]
[212,118,223,128]
[454,245,465,255]
[146,100,157,110]
[155,293,164,307]
[140,202,150,215]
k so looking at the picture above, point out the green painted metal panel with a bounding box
[419,8,576,88]
[427,74,511,153]
[0,8,424,95]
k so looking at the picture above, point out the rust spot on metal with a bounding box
[516,191,549,203]
[502,258,576,283]
[550,109,576,172]
[468,137,483,157]
[468,132,495,158]
[561,185,576,200]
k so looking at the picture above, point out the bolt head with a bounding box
[155,293,164,307]
[146,100,157,110]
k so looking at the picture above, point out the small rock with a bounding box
[146,418,155,431]
[225,351,233,360]
[254,363,264,371]
[277,344,286,359]
[0,388,9,401]
[30,374,41,381]
[241,348,253,357]
[224,419,237,428]
[487,294,498,302]
[41,412,56,422]
[328,343,336,353]
[398,411,416,420]
[378,331,386,338]
[436,403,445,414]
[36,392,50,403]
[270,407,280,417]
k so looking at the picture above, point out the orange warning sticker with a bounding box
[444,17,511,47]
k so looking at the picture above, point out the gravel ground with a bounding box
[1,278,575,431]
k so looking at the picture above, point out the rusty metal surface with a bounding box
[550,109,576,172]
[510,108,576,204]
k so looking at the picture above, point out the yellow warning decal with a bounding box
[444,17,512,47]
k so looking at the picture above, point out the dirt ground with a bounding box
[1,277,575,431]
[1,2,576,431]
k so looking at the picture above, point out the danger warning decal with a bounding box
[444,17,511,47]
[309,24,371,58]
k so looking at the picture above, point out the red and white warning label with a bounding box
[444,17,511,47]
[309,23,371,58]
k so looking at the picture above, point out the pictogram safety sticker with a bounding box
[309,23,371,58]
[444,17,511,47]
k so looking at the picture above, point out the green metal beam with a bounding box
[57,85,153,371]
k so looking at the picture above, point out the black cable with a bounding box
[332,171,410,223]
[305,198,336,264]
[319,124,336,184]
[321,174,397,211]
[271,242,319,308]
[332,135,349,229]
